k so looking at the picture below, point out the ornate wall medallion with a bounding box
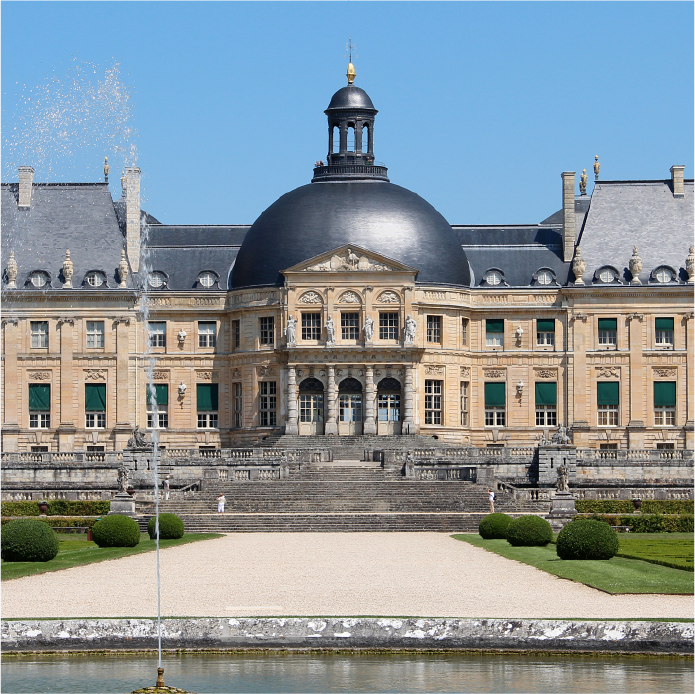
[298,291,322,304]
[376,291,400,304]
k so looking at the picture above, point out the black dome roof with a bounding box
[327,85,376,111]
[230,182,471,288]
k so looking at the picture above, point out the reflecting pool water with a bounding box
[2,652,692,694]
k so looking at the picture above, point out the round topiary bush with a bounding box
[1,519,59,562]
[556,519,619,560]
[147,513,185,540]
[506,515,553,547]
[91,514,141,548]
[478,513,513,539]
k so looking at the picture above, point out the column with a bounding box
[364,365,376,434]
[113,317,133,450]
[403,364,415,434]
[286,365,299,435]
[325,365,337,434]
[57,318,76,451]
[627,314,646,449]
[1,319,19,451]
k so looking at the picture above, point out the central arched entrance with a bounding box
[338,377,363,435]
[377,377,402,435]
[298,377,324,435]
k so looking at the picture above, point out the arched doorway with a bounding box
[377,377,402,435]
[338,377,362,435]
[298,378,324,435]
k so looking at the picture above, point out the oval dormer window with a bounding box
[85,271,105,287]
[536,270,553,285]
[598,267,617,283]
[655,267,673,283]
[198,272,216,288]
[148,272,166,289]
[485,270,502,286]
[30,272,49,288]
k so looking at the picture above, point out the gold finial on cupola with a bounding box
[346,38,357,84]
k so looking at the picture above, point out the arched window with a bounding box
[347,125,355,152]
[362,124,369,153]
[332,125,340,153]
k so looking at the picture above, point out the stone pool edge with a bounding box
[2,618,693,655]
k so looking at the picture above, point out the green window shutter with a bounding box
[485,382,506,407]
[654,381,676,407]
[85,384,106,412]
[598,318,617,331]
[29,384,50,411]
[197,383,219,411]
[148,384,169,407]
[597,381,619,406]
[535,382,557,406]
[537,319,555,332]
[486,319,504,333]
[655,317,674,331]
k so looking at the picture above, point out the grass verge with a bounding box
[452,534,694,595]
[1,533,224,581]
[613,533,693,572]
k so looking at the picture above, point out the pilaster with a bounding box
[114,317,132,448]
[286,365,299,435]
[404,364,416,434]
[325,365,337,434]
[57,317,75,451]
[685,313,694,448]
[2,318,19,451]
[570,312,589,445]
[627,313,646,448]
[363,365,376,434]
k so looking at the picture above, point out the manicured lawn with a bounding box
[452,534,694,595]
[615,533,694,571]
[1,533,224,581]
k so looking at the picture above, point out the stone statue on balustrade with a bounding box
[363,316,374,341]
[125,425,153,451]
[404,315,417,345]
[551,423,570,445]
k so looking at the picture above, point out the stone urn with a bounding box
[632,498,642,512]
[38,501,49,515]
[126,487,135,497]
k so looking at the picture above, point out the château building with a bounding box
[2,66,693,456]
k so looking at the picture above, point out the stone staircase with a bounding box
[136,461,547,533]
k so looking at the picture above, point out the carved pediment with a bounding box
[283,245,417,275]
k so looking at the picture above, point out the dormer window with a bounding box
[483,269,504,286]
[148,272,167,289]
[85,271,106,288]
[29,271,49,288]
[534,269,555,286]
[594,266,620,284]
[197,271,218,288]
[651,266,676,284]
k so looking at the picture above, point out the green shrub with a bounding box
[1,519,59,562]
[91,515,141,548]
[0,500,110,517]
[556,519,619,560]
[1,517,101,529]
[147,513,185,540]
[478,513,513,539]
[641,500,693,515]
[0,501,40,517]
[505,515,553,547]
[586,514,694,533]
[575,499,694,515]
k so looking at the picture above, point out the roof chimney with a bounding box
[561,171,576,262]
[125,167,141,272]
[18,166,35,209]
[670,165,685,198]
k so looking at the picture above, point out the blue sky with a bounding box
[2,1,693,225]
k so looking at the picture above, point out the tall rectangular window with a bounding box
[196,383,219,428]
[198,322,217,348]
[30,321,48,348]
[259,381,277,426]
[341,313,359,340]
[301,313,321,340]
[148,322,166,348]
[147,384,169,429]
[535,382,557,427]
[655,317,674,347]
[424,380,443,424]
[259,317,274,345]
[486,319,504,347]
[460,381,469,426]
[461,318,469,347]
[85,383,106,428]
[379,312,399,340]
[233,382,243,428]
[29,384,50,428]
[654,381,676,426]
[232,320,241,349]
[597,381,619,426]
[86,321,105,348]
[427,315,442,343]
[484,382,506,426]
[536,319,555,346]
[598,318,617,346]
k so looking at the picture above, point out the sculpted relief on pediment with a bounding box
[304,248,393,272]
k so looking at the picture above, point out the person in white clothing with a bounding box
[487,489,495,513]
[216,493,226,514]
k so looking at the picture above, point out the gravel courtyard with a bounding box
[2,533,691,620]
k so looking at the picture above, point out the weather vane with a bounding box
[345,38,357,63]
[345,38,357,84]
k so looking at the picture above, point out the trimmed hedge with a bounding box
[556,519,619,560]
[506,515,553,547]
[587,514,694,533]
[0,500,110,517]
[91,515,141,548]
[1,519,60,562]
[575,499,693,515]
[1,516,101,529]
[478,513,513,539]
[147,513,185,540]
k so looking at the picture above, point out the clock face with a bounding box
[655,268,673,283]
[599,268,616,283]
[485,271,502,286]
[536,270,553,285]
[199,272,216,287]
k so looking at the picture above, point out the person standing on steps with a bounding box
[217,493,226,514]
[162,477,170,501]
[487,488,495,513]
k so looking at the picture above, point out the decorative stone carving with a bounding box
[572,246,586,285]
[257,365,276,377]
[515,326,524,344]
[363,316,374,341]
[556,462,570,492]
[177,328,187,344]
[232,368,242,379]
[177,382,187,396]
[304,248,393,272]
[551,424,571,445]
[84,369,107,381]
[629,246,642,285]
[596,366,620,379]
[483,369,505,378]
[653,367,677,378]
[593,155,600,180]
[338,291,361,304]
[686,246,695,284]
[579,169,588,195]
[152,371,168,380]
[536,369,557,379]
[285,315,297,345]
[572,312,588,322]
[117,465,129,493]
[376,291,400,304]
[113,316,131,327]
[404,315,416,344]
[326,316,336,346]
[57,317,75,326]
[5,250,18,289]
[460,366,471,377]
[196,370,219,381]
[62,250,74,288]
[424,365,445,375]
[298,291,322,304]
[28,371,51,380]
[125,426,152,451]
